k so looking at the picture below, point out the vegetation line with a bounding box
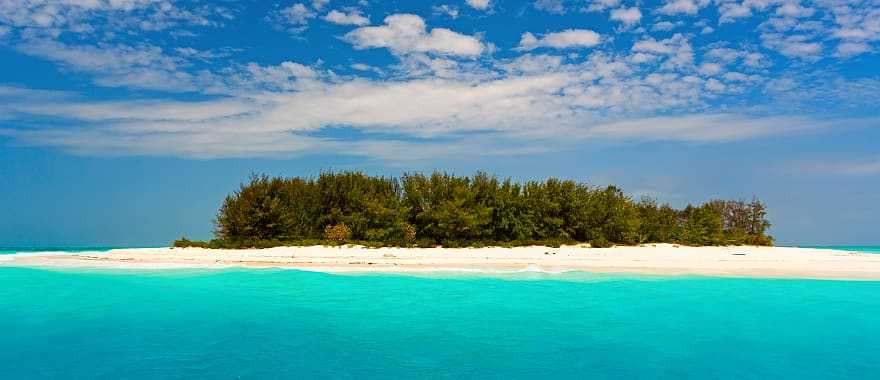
[175,171,773,249]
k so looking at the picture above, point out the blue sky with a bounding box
[0,0,878,247]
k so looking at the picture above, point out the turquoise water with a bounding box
[4,246,878,254]
[1,267,878,379]
[803,245,880,254]
[0,247,117,255]
[3,246,878,254]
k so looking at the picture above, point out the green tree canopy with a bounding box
[183,171,774,249]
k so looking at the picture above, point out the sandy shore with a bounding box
[2,244,880,280]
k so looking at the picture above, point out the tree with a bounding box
[185,171,774,248]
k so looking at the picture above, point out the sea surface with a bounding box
[0,247,117,255]
[1,260,879,379]
[803,245,880,254]
[2,245,878,255]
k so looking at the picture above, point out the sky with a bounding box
[0,0,878,247]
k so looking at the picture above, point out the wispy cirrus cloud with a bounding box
[15,39,198,92]
[785,157,880,176]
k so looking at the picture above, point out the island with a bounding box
[3,172,879,279]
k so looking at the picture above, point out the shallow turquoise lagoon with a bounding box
[1,267,878,379]
[805,245,880,254]
[0,247,115,255]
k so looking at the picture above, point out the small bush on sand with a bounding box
[323,223,351,243]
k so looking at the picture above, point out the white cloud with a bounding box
[432,4,460,18]
[632,34,694,68]
[221,61,319,92]
[610,7,642,27]
[279,3,315,25]
[780,40,822,57]
[584,0,621,12]
[517,29,602,51]
[312,0,330,11]
[714,0,878,59]
[266,2,321,34]
[0,0,224,35]
[776,1,814,18]
[629,52,656,63]
[704,47,769,70]
[501,54,564,74]
[761,33,822,59]
[2,48,800,159]
[633,37,675,54]
[344,14,486,57]
[722,72,760,82]
[705,78,726,92]
[6,97,812,159]
[174,47,233,62]
[0,85,74,103]
[534,0,566,14]
[782,76,880,111]
[581,114,822,142]
[323,9,370,26]
[10,98,260,124]
[826,2,879,58]
[350,63,383,74]
[792,157,880,176]
[743,52,769,68]
[835,42,871,57]
[657,0,709,16]
[717,0,774,23]
[12,37,326,95]
[15,39,198,92]
[0,1,149,29]
[652,21,677,31]
[3,44,865,160]
[697,62,724,76]
[465,0,491,11]
[2,0,875,161]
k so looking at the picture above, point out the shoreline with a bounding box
[2,244,880,280]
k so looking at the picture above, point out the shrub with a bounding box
[323,223,351,243]
[173,237,210,248]
[590,237,613,248]
[402,223,417,243]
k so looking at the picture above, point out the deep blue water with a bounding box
[1,267,878,379]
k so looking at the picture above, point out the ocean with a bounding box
[1,260,879,379]
[804,245,880,254]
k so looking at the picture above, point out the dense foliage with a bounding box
[175,172,773,248]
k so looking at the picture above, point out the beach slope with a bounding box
[3,245,880,280]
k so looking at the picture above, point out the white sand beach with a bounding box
[3,244,880,280]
